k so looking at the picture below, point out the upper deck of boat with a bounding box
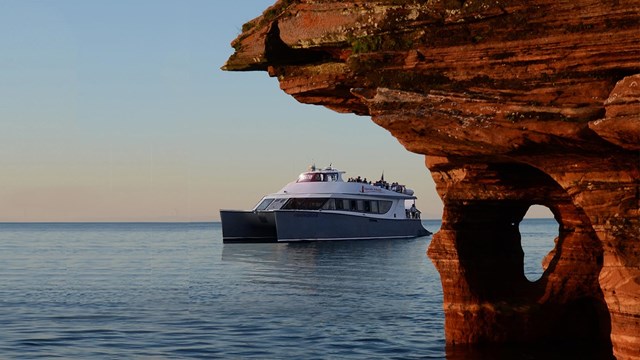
[275,165,416,199]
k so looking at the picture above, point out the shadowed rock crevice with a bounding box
[265,22,332,67]
[223,1,639,358]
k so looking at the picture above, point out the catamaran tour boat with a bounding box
[220,165,431,242]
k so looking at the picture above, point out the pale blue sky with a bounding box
[0,0,552,221]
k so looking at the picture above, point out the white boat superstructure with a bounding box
[220,165,431,242]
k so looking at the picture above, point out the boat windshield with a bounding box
[255,198,287,211]
[297,172,339,183]
[255,198,274,210]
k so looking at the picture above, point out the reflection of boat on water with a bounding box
[220,165,431,243]
[221,238,415,268]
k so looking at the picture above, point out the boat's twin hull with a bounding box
[220,210,277,242]
[220,210,430,243]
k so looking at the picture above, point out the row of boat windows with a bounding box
[256,197,394,214]
[297,173,340,182]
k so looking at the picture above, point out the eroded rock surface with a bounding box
[223,0,640,358]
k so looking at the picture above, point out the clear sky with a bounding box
[0,0,552,222]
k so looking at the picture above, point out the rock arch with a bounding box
[427,158,611,347]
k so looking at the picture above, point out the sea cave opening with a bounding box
[521,204,558,282]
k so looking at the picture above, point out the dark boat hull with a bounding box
[220,210,430,243]
[220,210,278,242]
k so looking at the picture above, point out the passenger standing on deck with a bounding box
[410,204,418,219]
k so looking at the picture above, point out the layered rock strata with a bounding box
[223,0,640,358]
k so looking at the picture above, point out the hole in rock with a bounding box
[521,205,558,282]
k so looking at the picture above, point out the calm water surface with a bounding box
[0,220,577,359]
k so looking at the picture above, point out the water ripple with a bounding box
[0,220,569,359]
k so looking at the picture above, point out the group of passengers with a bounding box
[373,180,404,192]
[347,176,369,184]
[348,176,407,193]
[373,179,405,193]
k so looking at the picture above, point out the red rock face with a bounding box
[223,1,640,358]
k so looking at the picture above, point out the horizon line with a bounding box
[0,217,555,224]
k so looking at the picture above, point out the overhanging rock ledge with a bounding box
[223,1,640,358]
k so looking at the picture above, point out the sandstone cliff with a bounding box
[223,1,640,358]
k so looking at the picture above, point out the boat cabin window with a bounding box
[297,173,320,182]
[332,199,393,214]
[282,198,329,210]
[297,172,339,183]
[321,199,336,210]
[335,199,349,210]
[378,201,393,214]
[255,198,274,211]
[370,201,379,213]
[279,197,393,214]
[325,173,339,182]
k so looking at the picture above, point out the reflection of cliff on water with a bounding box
[446,342,615,360]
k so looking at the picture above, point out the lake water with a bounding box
[1,219,604,359]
